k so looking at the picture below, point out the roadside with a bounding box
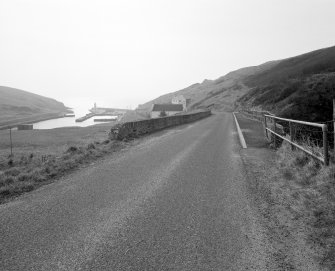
[235,113,323,270]
[0,124,128,203]
[0,112,210,204]
[0,112,288,270]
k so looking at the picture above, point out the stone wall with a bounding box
[110,110,211,140]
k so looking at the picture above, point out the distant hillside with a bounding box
[238,46,335,122]
[138,60,279,112]
[140,45,335,123]
[244,46,335,87]
[0,86,68,125]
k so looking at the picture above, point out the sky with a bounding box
[1,0,335,109]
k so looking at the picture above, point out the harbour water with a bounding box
[33,106,117,130]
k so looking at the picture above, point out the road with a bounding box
[0,113,271,270]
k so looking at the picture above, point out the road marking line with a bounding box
[232,112,247,149]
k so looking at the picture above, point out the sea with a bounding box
[32,98,119,130]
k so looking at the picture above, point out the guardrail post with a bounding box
[264,115,268,139]
[323,124,329,166]
[273,118,277,148]
[289,121,295,151]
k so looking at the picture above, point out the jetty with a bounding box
[75,113,95,122]
[75,105,130,123]
[94,118,117,122]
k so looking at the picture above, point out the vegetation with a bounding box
[238,46,335,123]
[159,111,167,117]
[274,140,335,269]
[0,86,68,126]
[239,73,335,122]
[244,46,335,87]
[140,46,335,116]
[0,125,127,203]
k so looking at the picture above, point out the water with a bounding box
[32,106,117,130]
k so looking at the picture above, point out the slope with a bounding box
[0,86,68,125]
[140,45,335,123]
[238,45,335,122]
[138,60,279,112]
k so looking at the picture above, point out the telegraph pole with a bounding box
[9,128,13,157]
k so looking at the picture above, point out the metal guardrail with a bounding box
[241,109,274,122]
[264,114,329,166]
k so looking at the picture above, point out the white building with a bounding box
[171,95,187,111]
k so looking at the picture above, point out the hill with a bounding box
[138,60,279,112]
[140,45,335,123]
[0,86,68,126]
[238,46,335,122]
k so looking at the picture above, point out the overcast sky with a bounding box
[1,0,335,109]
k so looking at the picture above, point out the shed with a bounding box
[17,124,33,130]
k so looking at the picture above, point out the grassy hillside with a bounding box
[245,46,335,87]
[239,73,335,122]
[0,86,68,124]
[238,45,335,122]
[137,61,279,113]
[140,45,335,123]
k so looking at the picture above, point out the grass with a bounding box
[274,140,335,269]
[0,125,127,203]
[0,86,67,125]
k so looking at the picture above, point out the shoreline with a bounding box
[0,112,71,130]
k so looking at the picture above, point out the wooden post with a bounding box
[323,125,329,166]
[9,128,13,157]
[264,115,268,139]
[289,121,294,151]
[273,118,277,148]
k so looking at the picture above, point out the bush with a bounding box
[7,159,13,167]
[4,167,21,177]
[17,173,30,182]
[87,143,96,150]
[0,176,15,187]
[66,146,79,153]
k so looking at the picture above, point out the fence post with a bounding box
[9,128,13,157]
[264,115,268,139]
[323,124,329,166]
[273,118,277,148]
[289,121,295,151]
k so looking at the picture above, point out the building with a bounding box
[17,124,33,130]
[171,95,187,111]
[150,104,184,118]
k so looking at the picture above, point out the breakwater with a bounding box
[75,113,117,122]
[94,118,117,122]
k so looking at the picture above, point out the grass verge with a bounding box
[0,125,129,204]
[274,141,335,270]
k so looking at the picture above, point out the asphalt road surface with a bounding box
[0,113,270,270]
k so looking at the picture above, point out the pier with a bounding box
[75,106,130,123]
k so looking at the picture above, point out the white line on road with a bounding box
[232,112,247,149]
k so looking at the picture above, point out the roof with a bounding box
[152,104,184,112]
